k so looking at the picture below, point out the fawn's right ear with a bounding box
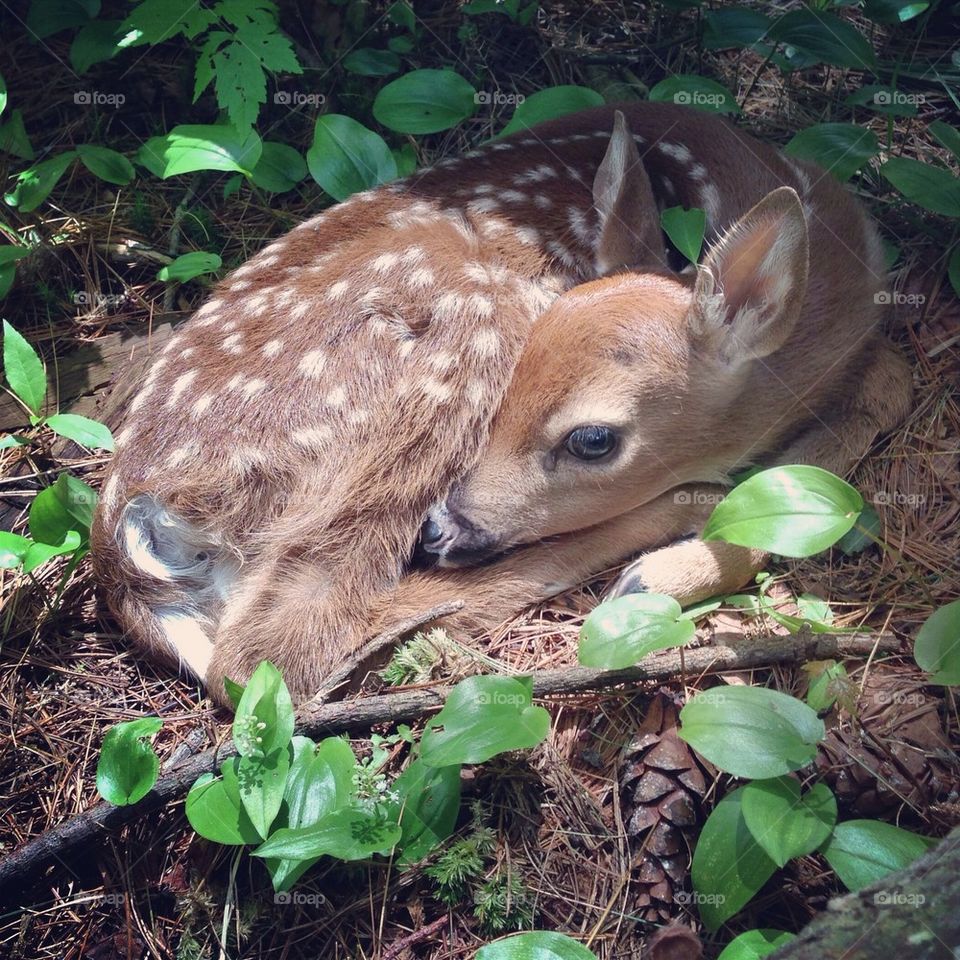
[592,110,669,276]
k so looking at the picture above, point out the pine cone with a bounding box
[620,692,714,921]
[816,662,959,828]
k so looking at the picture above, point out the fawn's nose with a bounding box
[419,510,459,554]
[421,518,445,545]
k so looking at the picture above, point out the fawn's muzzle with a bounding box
[419,504,501,567]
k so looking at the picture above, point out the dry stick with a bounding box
[0,630,898,902]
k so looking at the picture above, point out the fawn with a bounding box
[91,103,912,706]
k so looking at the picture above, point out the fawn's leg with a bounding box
[607,337,913,600]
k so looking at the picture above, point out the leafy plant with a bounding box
[96,717,162,805]
[912,598,960,685]
[660,205,706,262]
[476,932,597,960]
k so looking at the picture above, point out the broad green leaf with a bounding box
[0,110,34,162]
[141,125,262,178]
[233,660,295,758]
[768,9,876,69]
[913,598,960,685]
[691,786,778,930]
[70,19,123,74]
[0,434,28,447]
[578,593,695,669]
[837,504,881,555]
[306,114,397,201]
[77,144,135,185]
[387,0,417,32]
[660,206,706,263]
[237,747,290,840]
[249,141,307,194]
[680,685,825,779]
[703,8,772,49]
[0,530,31,568]
[881,157,960,217]
[716,930,795,960]
[212,37,265,130]
[343,48,401,77]
[26,0,99,41]
[4,152,77,211]
[497,85,605,137]
[784,123,878,182]
[392,142,418,178]
[741,777,837,867]
[96,717,162,805]
[29,472,96,546]
[863,0,929,23]
[702,465,864,557]
[0,246,31,267]
[649,75,739,114]
[420,675,550,766]
[2,319,46,415]
[45,413,115,451]
[845,85,919,119]
[118,0,215,45]
[373,69,477,134]
[796,593,833,624]
[930,121,960,161]
[157,251,222,282]
[476,931,598,960]
[185,760,263,845]
[822,820,933,891]
[21,529,83,573]
[805,659,849,713]
[253,805,401,861]
[389,758,462,864]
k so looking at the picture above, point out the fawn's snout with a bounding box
[420,499,502,567]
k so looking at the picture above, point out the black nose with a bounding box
[421,519,444,544]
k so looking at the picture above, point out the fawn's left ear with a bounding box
[689,186,809,366]
[592,110,669,275]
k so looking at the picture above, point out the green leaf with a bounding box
[213,38,266,130]
[70,20,123,74]
[45,413,115,451]
[140,125,262,178]
[373,69,477,134]
[119,0,214,45]
[741,777,837,867]
[387,0,417,32]
[476,931,598,960]
[237,747,290,840]
[306,114,397,202]
[845,85,919,119]
[703,8,772,49]
[0,109,35,161]
[691,786,778,930]
[0,434,28,448]
[21,530,83,573]
[0,246,29,299]
[784,123,878,182]
[822,820,933,891]
[0,530,32,568]
[578,594,695,670]
[233,660,295,758]
[837,503,880,555]
[881,157,960,217]
[680,685,825,779]
[392,143,418,178]
[863,0,929,23]
[389,758,462,864]
[96,717,162,805]
[186,760,263,845]
[716,929,795,960]
[29,472,96,546]
[805,660,849,712]
[343,48,401,77]
[4,152,77,212]
[157,251,222,282]
[913,598,960,685]
[702,465,864,558]
[660,206,706,263]
[497,85,605,137]
[249,141,307,194]
[420,675,550,766]
[76,144,135,185]
[649,75,739,114]
[768,9,876,69]
[253,805,401,861]
[3,319,46,416]
[26,0,99,41]
[930,121,960,161]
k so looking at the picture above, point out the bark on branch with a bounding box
[0,630,897,904]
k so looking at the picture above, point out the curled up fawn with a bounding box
[91,103,912,706]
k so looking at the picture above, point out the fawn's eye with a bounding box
[564,425,618,461]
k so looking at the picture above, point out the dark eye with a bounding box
[564,425,618,461]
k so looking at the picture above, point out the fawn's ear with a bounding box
[592,110,668,275]
[689,186,809,366]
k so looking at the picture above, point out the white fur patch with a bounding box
[167,370,197,407]
[158,611,213,680]
[327,279,350,300]
[292,425,333,447]
[299,349,327,378]
[262,339,284,358]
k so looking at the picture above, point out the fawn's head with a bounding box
[422,113,810,566]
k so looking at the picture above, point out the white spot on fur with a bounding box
[491,142,513,151]
[700,182,721,225]
[658,142,693,164]
[299,349,327,378]
[243,378,266,398]
[689,162,708,181]
[193,394,214,416]
[463,262,491,284]
[225,373,245,392]
[401,246,425,264]
[158,611,213,679]
[547,240,577,268]
[534,194,552,209]
[263,339,283,358]
[568,207,593,245]
[372,252,399,273]
[468,197,500,214]
[167,370,197,407]
[515,226,540,246]
[467,292,495,318]
[422,378,453,402]
[222,333,243,354]
[290,300,312,320]
[292,425,333,447]
[473,183,495,195]
[500,189,525,203]
[436,291,465,319]
[429,351,459,373]
[325,386,346,406]
[471,327,500,356]
[407,267,435,289]
[167,445,194,468]
[327,279,349,300]
[465,380,486,406]
[246,293,269,316]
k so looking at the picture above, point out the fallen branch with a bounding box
[0,630,898,902]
